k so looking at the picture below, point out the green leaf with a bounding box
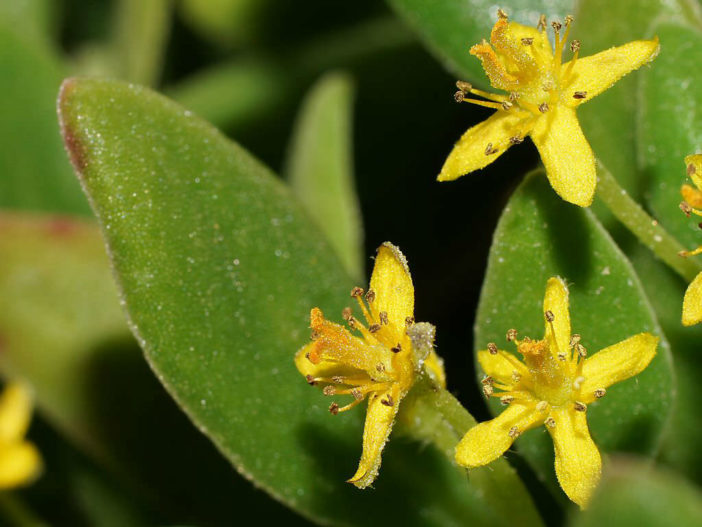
[285,72,364,281]
[569,458,702,526]
[0,213,307,525]
[58,77,507,526]
[639,22,702,251]
[475,173,675,503]
[0,24,89,215]
[179,0,271,46]
[0,0,56,48]
[387,0,576,85]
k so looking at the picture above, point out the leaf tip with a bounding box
[57,78,89,176]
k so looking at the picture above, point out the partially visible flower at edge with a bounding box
[454,277,657,508]
[439,9,659,207]
[679,154,702,326]
[295,242,446,488]
[0,381,42,489]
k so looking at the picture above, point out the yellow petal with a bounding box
[369,243,414,332]
[681,184,702,208]
[347,384,403,488]
[580,333,658,402]
[455,403,542,468]
[547,407,601,508]
[543,276,571,358]
[0,383,33,443]
[530,105,596,207]
[684,154,702,191]
[477,348,530,387]
[438,110,533,182]
[0,440,42,489]
[683,272,702,326]
[424,350,447,389]
[562,37,659,107]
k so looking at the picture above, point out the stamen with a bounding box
[573,376,586,390]
[544,310,555,322]
[365,289,376,303]
[456,80,472,93]
[337,398,364,413]
[506,328,518,341]
[538,103,549,113]
[487,342,499,355]
[500,395,514,405]
[501,101,513,110]
[350,287,364,298]
[405,316,415,326]
[351,388,363,400]
[481,376,494,386]
[369,324,381,333]
[569,334,581,347]
[570,40,581,53]
[379,311,389,325]
[329,402,340,415]
[381,394,395,407]
[462,97,504,110]
[454,91,466,103]
[575,343,587,358]
[536,400,548,412]
[573,91,587,99]
[305,375,317,385]
[376,363,386,373]
[594,388,606,398]
[680,201,692,216]
[551,20,562,33]
[689,163,697,175]
[512,370,522,383]
[497,8,508,19]
[346,315,357,328]
[509,136,524,145]
[332,376,344,383]
[310,330,320,341]
[342,307,353,320]
[557,352,567,361]
[544,417,556,428]
[565,15,574,26]
[485,143,499,156]
[391,343,402,353]
[537,14,547,31]
[323,385,336,396]
[508,426,520,438]
[521,37,534,46]
[574,401,587,412]
[483,384,494,397]
[509,92,520,102]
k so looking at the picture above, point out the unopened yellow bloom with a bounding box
[455,277,657,507]
[295,242,445,488]
[0,382,42,489]
[679,154,702,325]
[439,10,659,207]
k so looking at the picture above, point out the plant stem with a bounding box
[596,159,701,282]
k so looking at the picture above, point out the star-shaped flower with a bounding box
[679,154,702,325]
[295,242,445,488]
[0,382,42,489]
[439,10,659,207]
[455,277,658,507]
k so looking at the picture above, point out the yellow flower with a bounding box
[455,277,657,508]
[439,10,659,207]
[0,382,42,489]
[679,154,702,326]
[295,242,445,488]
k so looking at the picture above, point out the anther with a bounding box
[569,334,581,347]
[346,315,357,328]
[573,91,587,99]
[369,324,381,333]
[405,316,415,326]
[536,401,548,412]
[379,311,389,325]
[305,375,317,385]
[365,289,376,302]
[481,376,494,386]
[545,310,555,322]
[538,103,549,113]
[537,14,547,30]
[376,363,386,373]
[391,343,402,353]
[570,40,581,53]
[329,402,339,415]
[512,370,522,383]
[508,426,520,438]
[381,395,394,407]
[544,417,556,428]
[509,92,520,102]
[497,8,508,19]
[323,385,336,396]
[680,201,692,216]
[501,101,513,111]
[487,342,499,355]
[680,250,690,257]
[456,80,473,92]
[574,401,587,412]
[342,307,353,320]
[558,352,567,361]
[350,286,364,298]
[483,384,494,397]
[594,388,606,399]
[575,343,587,357]
[688,163,697,175]
[351,388,363,401]
[565,15,574,26]
[500,395,514,405]
[506,328,518,341]
[509,136,524,145]
[332,376,344,383]
[521,37,534,45]
[551,21,562,32]
[485,143,499,156]
[542,81,553,92]
[310,330,320,341]
[454,90,465,103]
